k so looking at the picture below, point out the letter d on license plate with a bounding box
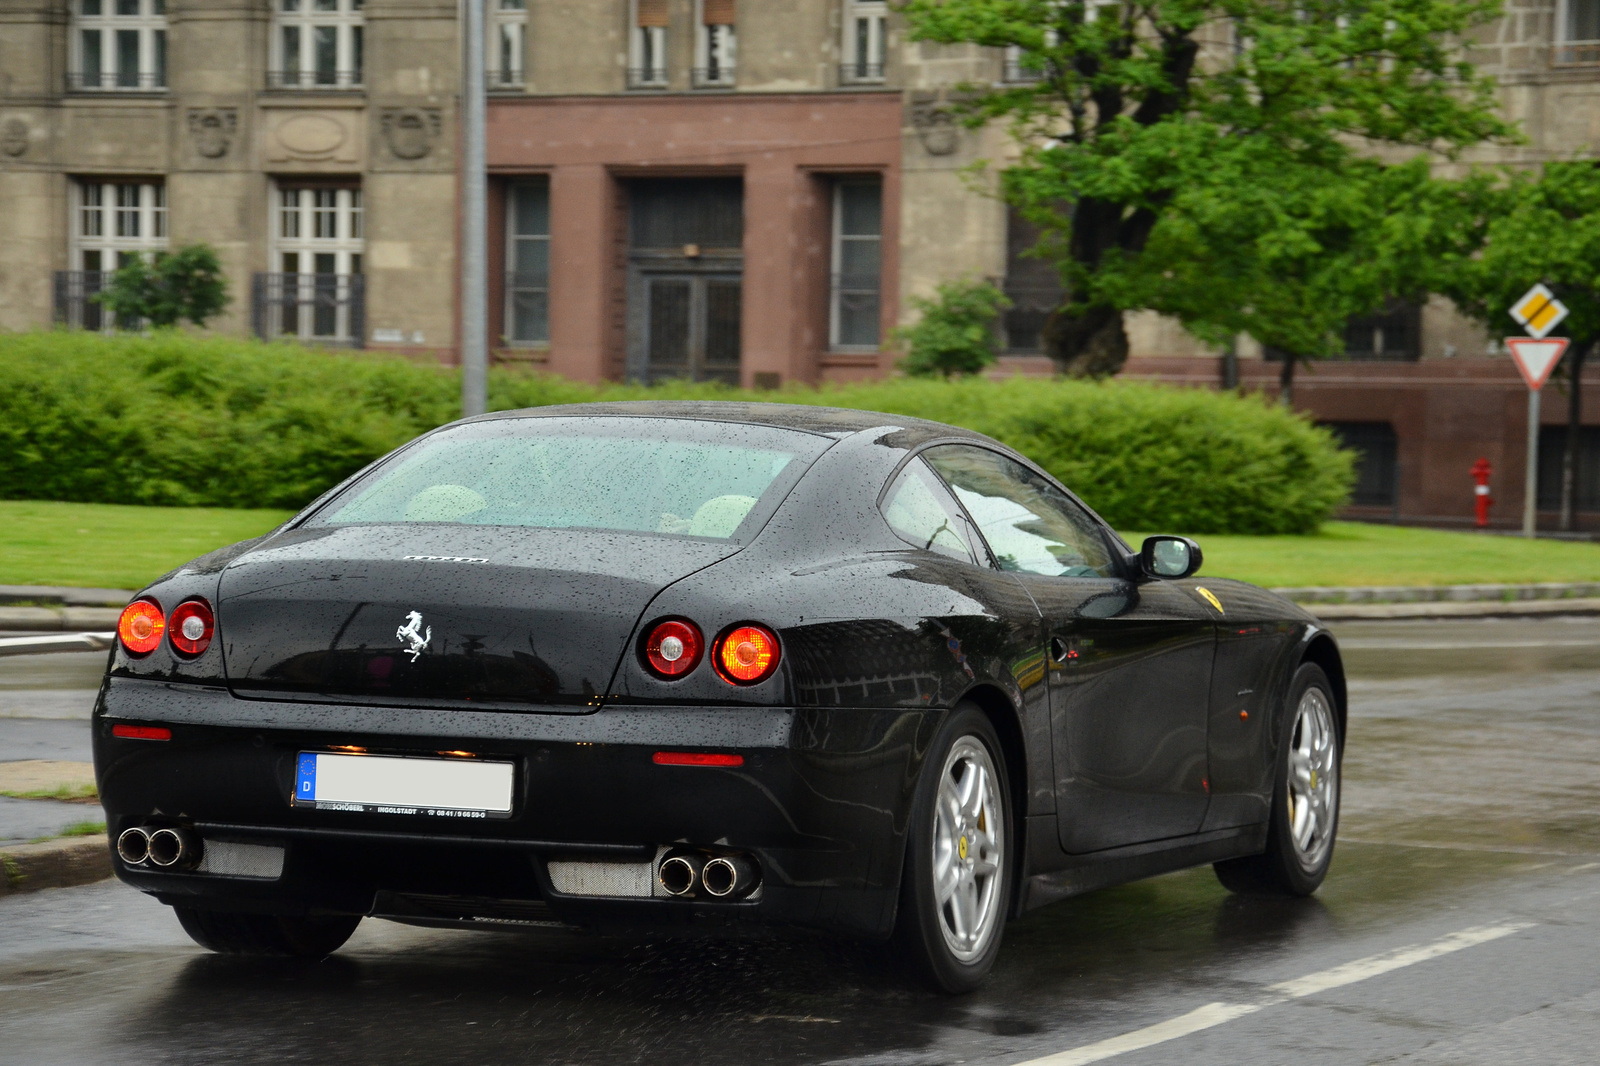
[294,752,514,819]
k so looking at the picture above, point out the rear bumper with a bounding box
[93,677,937,939]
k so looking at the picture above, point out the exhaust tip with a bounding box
[701,855,758,899]
[147,827,197,869]
[658,854,702,897]
[116,827,150,866]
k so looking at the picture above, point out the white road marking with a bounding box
[1009,922,1533,1066]
[1336,638,1600,650]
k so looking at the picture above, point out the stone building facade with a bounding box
[4,0,1600,527]
[0,0,459,355]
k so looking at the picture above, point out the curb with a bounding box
[0,836,114,897]
[1274,581,1600,605]
[1309,597,1600,621]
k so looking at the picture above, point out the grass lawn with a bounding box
[0,501,293,590]
[1130,521,1600,589]
[2,502,1598,592]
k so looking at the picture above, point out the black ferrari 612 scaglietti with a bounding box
[96,401,1344,992]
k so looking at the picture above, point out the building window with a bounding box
[841,0,886,83]
[505,180,550,346]
[489,0,528,90]
[694,0,737,88]
[59,179,168,329]
[1538,425,1600,512]
[1002,205,1063,353]
[258,184,365,343]
[1324,422,1398,508]
[830,179,882,350]
[1557,0,1600,64]
[69,0,167,91]
[1344,301,1421,361]
[630,0,669,88]
[269,0,365,90]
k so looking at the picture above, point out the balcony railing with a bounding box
[488,69,526,92]
[66,71,165,92]
[691,66,736,89]
[627,67,668,89]
[265,69,364,91]
[252,273,366,347]
[1554,40,1600,65]
[53,271,113,332]
[839,62,885,84]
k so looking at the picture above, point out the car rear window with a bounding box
[309,416,831,541]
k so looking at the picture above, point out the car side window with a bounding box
[922,444,1114,578]
[881,458,978,563]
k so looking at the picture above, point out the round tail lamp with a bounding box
[714,624,781,685]
[644,619,704,678]
[169,599,215,657]
[117,600,166,656]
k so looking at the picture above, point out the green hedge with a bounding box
[0,332,1351,534]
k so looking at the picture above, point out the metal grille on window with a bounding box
[506,180,550,346]
[631,0,669,87]
[70,0,168,91]
[841,0,887,83]
[56,179,167,331]
[1558,0,1600,64]
[269,0,365,89]
[830,180,882,349]
[694,0,737,87]
[255,185,365,346]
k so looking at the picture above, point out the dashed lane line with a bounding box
[1009,921,1535,1066]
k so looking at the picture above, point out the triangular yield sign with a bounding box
[1507,337,1569,391]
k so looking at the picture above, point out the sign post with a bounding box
[1507,285,1570,538]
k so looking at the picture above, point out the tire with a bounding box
[1214,663,1341,897]
[174,907,362,958]
[894,704,1012,994]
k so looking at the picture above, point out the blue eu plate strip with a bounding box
[296,753,318,803]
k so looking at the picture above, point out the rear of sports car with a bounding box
[93,412,925,949]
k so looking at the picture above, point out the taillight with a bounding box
[169,599,215,657]
[644,619,704,678]
[714,624,781,685]
[117,600,165,656]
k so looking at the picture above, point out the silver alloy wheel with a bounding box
[931,736,1005,963]
[1286,687,1339,870]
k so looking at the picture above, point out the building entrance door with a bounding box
[641,273,741,384]
[626,178,743,384]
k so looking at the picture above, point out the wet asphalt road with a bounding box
[3,618,1600,1065]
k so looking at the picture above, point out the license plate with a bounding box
[293,752,514,820]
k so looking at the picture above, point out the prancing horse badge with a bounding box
[397,610,432,662]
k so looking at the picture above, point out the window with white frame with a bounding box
[70,0,167,91]
[830,179,881,349]
[694,0,737,87]
[489,0,529,89]
[1558,0,1600,63]
[271,185,364,341]
[67,179,167,330]
[505,180,550,345]
[841,0,886,83]
[270,0,365,89]
[630,0,669,88]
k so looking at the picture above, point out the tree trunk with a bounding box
[1279,353,1297,407]
[1042,303,1129,378]
[1561,342,1589,532]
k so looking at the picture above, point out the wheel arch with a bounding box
[1300,632,1347,742]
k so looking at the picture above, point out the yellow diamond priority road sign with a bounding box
[1509,283,1569,340]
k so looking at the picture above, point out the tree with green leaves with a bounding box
[895,278,1011,377]
[1441,162,1600,531]
[95,244,229,330]
[898,0,1515,376]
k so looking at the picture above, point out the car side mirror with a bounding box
[1140,536,1202,579]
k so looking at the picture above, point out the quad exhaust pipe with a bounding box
[117,825,200,869]
[657,849,759,899]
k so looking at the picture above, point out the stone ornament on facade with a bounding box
[264,110,363,167]
[1,118,28,158]
[909,91,959,156]
[187,108,238,159]
[381,108,442,160]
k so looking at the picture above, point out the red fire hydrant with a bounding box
[1472,457,1493,528]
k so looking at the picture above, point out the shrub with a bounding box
[0,332,1352,532]
[96,245,229,329]
[893,279,1009,378]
